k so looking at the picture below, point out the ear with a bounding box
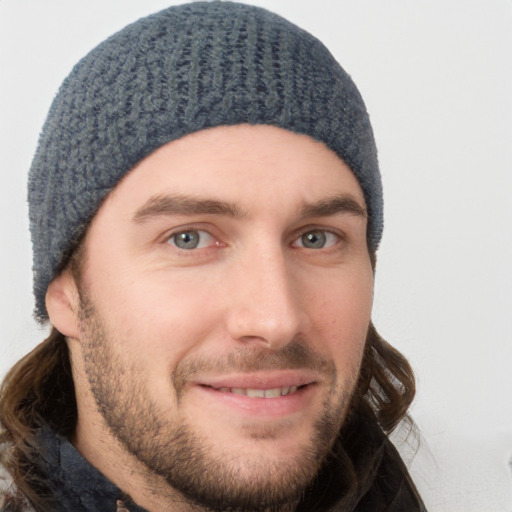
[46,270,81,338]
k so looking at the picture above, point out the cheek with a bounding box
[304,266,373,362]
[93,269,221,360]
[81,276,217,410]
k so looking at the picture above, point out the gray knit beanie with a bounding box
[28,1,382,321]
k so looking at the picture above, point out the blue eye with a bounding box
[168,230,213,250]
[295,230,338,249]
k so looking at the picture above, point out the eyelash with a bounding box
[291,230,340,250]
[166,229,217,250]
[163,225,344,253]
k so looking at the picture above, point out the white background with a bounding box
[1,1,511,510]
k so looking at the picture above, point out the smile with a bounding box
[195,377,316,418]
[214,386,300,398]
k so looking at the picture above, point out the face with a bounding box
[70,125,374,510]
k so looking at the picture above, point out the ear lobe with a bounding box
[46,270,81,338]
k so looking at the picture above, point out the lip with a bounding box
[196,370,318,390]
[190,370,320,419]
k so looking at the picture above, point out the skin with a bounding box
[47,124,375,511]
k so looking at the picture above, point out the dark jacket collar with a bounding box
[32,428,146,512]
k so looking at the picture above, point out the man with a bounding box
[0,2,425,511]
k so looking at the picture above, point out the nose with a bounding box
[225,247,308,350]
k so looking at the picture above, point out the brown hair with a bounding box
[0,329,76,510]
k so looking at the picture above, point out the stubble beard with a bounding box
[77,295,360,512]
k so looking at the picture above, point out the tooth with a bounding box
[264,388,282,398]
[226,387,299,398]
[246,389,265,398]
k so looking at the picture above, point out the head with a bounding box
[1,3,414,512]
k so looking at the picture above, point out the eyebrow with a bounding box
[132,193,366,224]
[299,194,367,219]
[133,194,247,223]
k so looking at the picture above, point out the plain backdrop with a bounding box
[1,1,511,511]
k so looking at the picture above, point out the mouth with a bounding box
[191,372,318,418]
[203,384,304,398]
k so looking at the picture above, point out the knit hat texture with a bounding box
[28,1,383,321]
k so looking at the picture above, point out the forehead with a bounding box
[102,124,366,217]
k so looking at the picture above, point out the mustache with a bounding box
[172,337,336,396]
